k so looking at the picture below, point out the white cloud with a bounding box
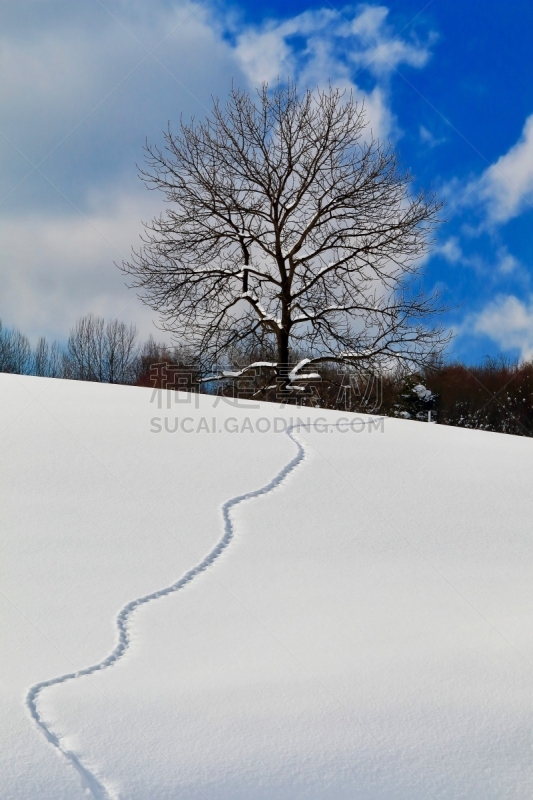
[496,247,521,275]
[472,295,533,361]
[433,235,524,287]
[348,5,432,75]
[419,125,446,148]
[234,4,432,83]
[234,4,433,138]
[0,0,242,209]
[436,237,463,264]
[0,187,170,344]
[350,5,389,39]
[467,114,533,225]
[0,0,243,341]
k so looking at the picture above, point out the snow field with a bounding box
[1,373,533,798]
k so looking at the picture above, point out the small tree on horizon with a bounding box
[121,83,449,390]
[66,314,139,384]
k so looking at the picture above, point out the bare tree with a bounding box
[67,315,105,381]
[122,83,449,389]
[66,315,138,383]
[104,318,139,384]
[0,320,32,374]
[133,335,202,390]
[33,337,64,378]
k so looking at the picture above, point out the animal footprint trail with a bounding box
[25,423,314,799]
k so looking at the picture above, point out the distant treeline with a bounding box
[0,314,199,388]
[380,361,533,438]
[1,315,532,438]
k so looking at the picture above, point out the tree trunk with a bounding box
[279,329,289,367]
[278,328,290,394]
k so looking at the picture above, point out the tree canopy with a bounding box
[122,83,448,386]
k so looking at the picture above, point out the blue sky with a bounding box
[1,0,532,363]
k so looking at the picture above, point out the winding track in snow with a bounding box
[26,423,308,798]
[25,419,380,798]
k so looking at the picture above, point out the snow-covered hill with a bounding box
[1,373,533,799]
